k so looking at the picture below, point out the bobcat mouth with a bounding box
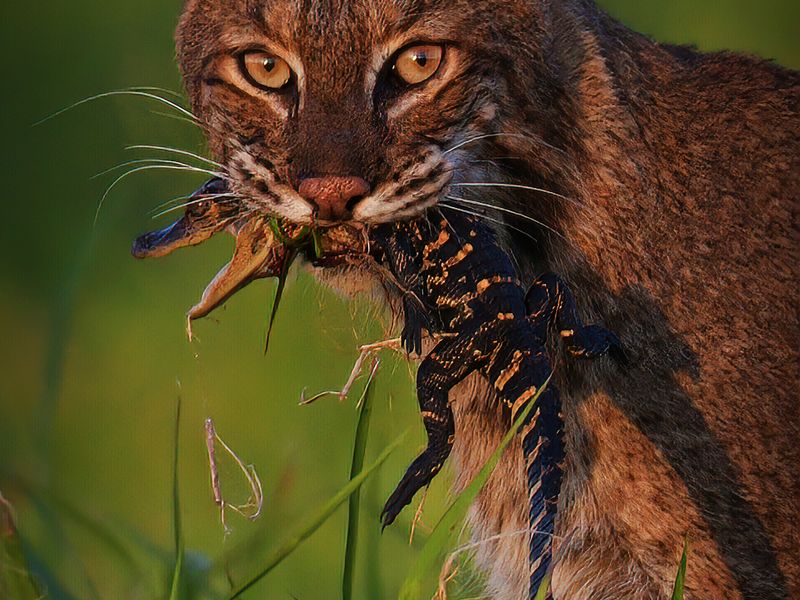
[350,149,453,223]
[304,221,371,268]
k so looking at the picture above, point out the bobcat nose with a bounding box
[298,176,370,222]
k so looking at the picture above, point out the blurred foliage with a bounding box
[0,1,796,598]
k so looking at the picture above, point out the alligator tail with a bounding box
[518,386,564,599]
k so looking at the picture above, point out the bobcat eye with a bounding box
[239,51,292,90]
[392,44,444,85]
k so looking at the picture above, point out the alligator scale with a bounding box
[134,179,625,599]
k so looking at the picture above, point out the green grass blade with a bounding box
[169,395,185,600]
[363,473,383,598]
[264,249,298,354]
[343,361,379,600]
[227,431,406,599]
[398,376,551,600]
[533,574,551,600]
[1,492,43,600]
[672,539,688,600]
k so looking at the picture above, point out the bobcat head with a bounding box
[175,0,562,229]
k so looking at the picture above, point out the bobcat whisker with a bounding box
[464,157,521,168]
[148,190,235,216]
[126,145,224,169]
[445,195,566,241]
[34,89,199,127]
[444,132,565,156]
[147,110,203,127]
[150,193,240,220]
[92,158,221,180]
[451,182,576,205]
[148,192,199,216]
[440,201,538,245]
[125,85,187,98]
[97,165,228,225]
[439,201,539,244]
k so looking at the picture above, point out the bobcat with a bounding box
[175,0,799,598]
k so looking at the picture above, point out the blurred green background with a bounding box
[0,1,797,599]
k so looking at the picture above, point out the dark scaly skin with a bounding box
[373,209,625,599]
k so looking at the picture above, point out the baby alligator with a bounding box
[372,209,625,598]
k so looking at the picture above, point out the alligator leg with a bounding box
[381,335,477,528]
[525,272,627,364]
[371,222,432,356]
[401,293,431,356]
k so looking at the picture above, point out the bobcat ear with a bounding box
[533,1,619,105]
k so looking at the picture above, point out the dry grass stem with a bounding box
[409,486,430,546]
[300,337,401,405]
[205,418,264,535]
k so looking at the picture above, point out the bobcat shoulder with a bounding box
[452,4,799,599]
